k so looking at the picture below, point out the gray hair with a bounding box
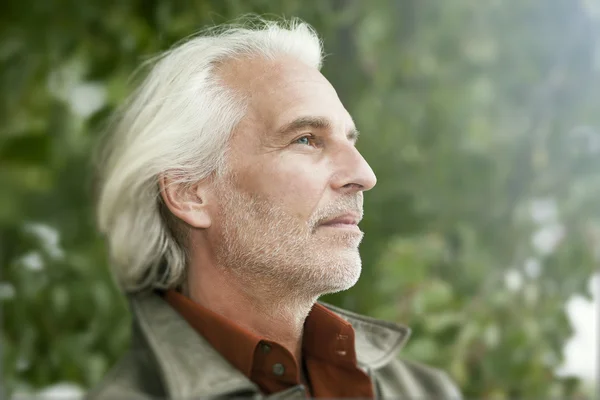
[96,18,323,292]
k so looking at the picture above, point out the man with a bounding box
[90,18,461,399]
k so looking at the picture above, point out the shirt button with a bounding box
[272,363,285,376]
[260,343,271,354]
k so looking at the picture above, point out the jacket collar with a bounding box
[321,302,412,369]
[129,291,411,399]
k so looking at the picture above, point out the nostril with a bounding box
[342,183,364,190]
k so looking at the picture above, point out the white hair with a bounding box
[96,17,323,292]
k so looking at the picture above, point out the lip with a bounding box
[320,223,361,232]
[319,213,361,229]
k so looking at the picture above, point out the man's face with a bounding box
[207,56,377,299]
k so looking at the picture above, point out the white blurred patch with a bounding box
[19,251,44,271]
[504,269,523,292]
[24,223,64,260]
[531,224,564,255]
[557,274,599,384]
[583,0,600,20]
[524,257,542,279]
[68,82,107,118]
[530,198,564,256]
[11,383,84,400]
[530,198,558,224]
[36,383,84,400]
[46,59,106,118]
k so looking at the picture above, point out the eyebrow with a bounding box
[276,116,360,142]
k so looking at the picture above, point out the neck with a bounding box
[184,252,317,363]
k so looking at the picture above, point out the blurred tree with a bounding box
[1,0,598,398]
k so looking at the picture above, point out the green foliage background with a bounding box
[1,0,599,398]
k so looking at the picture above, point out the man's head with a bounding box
[97,19,376,298]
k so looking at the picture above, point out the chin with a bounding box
[316,252,362,295]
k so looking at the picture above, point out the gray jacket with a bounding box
[88,292,462,399]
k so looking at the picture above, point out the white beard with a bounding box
[212,177,364,303]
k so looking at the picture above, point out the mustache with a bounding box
[308,195,364,230]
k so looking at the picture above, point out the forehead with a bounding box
[218,56,354,133]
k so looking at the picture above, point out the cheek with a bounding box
[241,155,329,218]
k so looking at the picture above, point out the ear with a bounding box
[158,174,212,229]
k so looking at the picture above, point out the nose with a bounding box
[331,144,377,193]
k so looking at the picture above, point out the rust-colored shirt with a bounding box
[164,290,374,398]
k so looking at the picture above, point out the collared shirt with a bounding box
[164,290,374,398]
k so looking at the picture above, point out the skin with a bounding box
[160,55,377,371]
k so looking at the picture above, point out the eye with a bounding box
[294,135,315,146]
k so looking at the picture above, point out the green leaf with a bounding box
[0,134,51,166]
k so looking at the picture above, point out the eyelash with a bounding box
[294,134,317,146]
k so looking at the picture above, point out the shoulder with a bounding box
[85,348,165,400]
[374,357,462,399]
